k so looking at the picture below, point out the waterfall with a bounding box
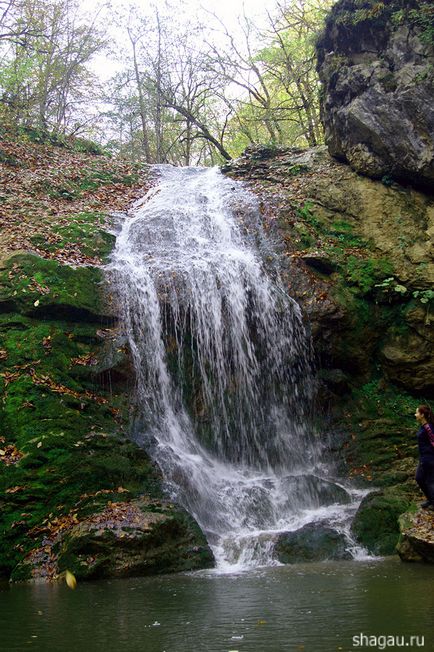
[110,165,365,570]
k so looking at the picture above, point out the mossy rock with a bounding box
[0,252,212,581]
[11,498,214,581]
[351,489,414,555]
[275,522,352,563]
[0,253,110,322]
[55,499,214,579]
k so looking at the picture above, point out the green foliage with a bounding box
[381,174,394,186]
[392,4,434,47]
[0,0,106,135]
[345,256,394,295]
[375,278,434,307]
[412,289,434,305]
[335,2,388,26]
[296,201,321,228]
[72,137,107,155]
[352,380,419,422]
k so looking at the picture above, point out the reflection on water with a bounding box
[1,559,433,652]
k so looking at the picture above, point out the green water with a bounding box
[1,559,432,652]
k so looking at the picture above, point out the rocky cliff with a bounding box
[316,0,434,190]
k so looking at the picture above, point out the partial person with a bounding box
[415,404,434,510]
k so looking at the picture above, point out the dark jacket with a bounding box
[417,422,434,463]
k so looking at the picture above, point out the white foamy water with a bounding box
[109,165,368,569]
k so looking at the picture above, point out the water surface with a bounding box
[2,559,432,651]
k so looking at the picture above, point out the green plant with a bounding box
[381,174,394,186]
[375,277,408,296]
[345,257,394,295]
[392,4,434,46]
[412,289,434,305]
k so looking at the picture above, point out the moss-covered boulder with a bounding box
[274,522,351,563]
[351,489,414,555]
[13,497,213,581]
[0,253,111,321]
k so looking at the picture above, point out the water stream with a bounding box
[110,166,366,569]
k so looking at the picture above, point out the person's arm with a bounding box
[423,423,434,447]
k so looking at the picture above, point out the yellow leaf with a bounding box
[65,570,77,590]
[34,299,40,307]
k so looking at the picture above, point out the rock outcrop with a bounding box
[13,498,213,581]
[397,509,434,562]
[223,145,434,397]
[316,0,434,189]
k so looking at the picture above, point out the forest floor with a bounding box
[0,127,152,266]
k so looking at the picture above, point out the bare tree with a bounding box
[1,0,107,131]
[206,10,283,145]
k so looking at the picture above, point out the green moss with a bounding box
[30,213,115,261]
[0,253,106,320]
[340,380,426,492]
[0,251,166,579]
[351,488,414,555]
[344,256,394,296]
[41,169,140,201]
[351,380,418,422]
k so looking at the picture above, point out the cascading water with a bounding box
[110,165,367,570]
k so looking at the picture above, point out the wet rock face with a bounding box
[223,145,434,397]
[274,522,352,563]
[317,0,434,189]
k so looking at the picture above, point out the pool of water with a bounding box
[2,558,432,652]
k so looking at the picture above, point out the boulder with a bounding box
[275,522,351,563]
[397,509,434,563]
[56,498,214,579]
[280,474,352,510]
[12,498,214,581]
[351,488,413,555]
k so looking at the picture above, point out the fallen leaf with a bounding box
[65,570,77,590]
